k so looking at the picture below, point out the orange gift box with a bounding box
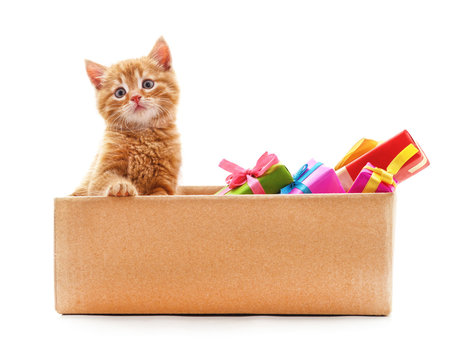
[54,186,395,315]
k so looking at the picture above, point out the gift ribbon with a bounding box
[362,144,419,193]
[334,138,379,171]
[218,152,279,195]
[408,145,428,173]
[280,162,323,194]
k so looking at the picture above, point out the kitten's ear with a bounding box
[85,60,107,90]
[149,37,172,70]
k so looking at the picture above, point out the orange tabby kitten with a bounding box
[72,37,181,196]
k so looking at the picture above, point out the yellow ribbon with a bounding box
[362,144,419,193]
[335,138,379,170]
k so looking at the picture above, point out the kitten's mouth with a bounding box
[133,104,146,112]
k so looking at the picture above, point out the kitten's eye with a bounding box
[142,79,154,89]
[114,88,126,98]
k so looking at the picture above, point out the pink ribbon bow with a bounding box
[218,152,279,194]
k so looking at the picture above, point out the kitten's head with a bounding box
[85,37,179,130]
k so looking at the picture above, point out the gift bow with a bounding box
[363,166,397,191]
[218,152,279,194]
[280,162,323,194]
[362,144,419,193]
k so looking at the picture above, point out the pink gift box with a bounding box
[282,159,345,194]
[349,162,397,193]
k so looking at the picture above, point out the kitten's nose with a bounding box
[131,95,142,104]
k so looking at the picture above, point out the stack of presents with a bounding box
[215,130,429,195]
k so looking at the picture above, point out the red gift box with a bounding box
[336,130,429,192]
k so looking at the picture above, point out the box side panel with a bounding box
[54,194,393,315]
[54,199,60,313]
[176,186,221,195]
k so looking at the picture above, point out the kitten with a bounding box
[72,37,181,196]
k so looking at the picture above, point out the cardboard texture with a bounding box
[55,186,395,315]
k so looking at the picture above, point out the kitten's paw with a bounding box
[106,182,137,197]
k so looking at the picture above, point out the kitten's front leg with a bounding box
[88,164,138,197]
[149,168,178,195]
[150,187,171,195]
[86,140,138,197]
[106,178,138,197]
[88,171,137,196]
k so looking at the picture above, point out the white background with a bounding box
[1,0,471,358]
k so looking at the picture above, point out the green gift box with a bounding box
[216,152,294,195]
[216,162,294,195]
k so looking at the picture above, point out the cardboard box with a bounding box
[54,186,395,315]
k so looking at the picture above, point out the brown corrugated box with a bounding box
[54,186,395,315]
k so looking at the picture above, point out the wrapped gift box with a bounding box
[216,164,293,195]
[334,138,379,170]
[336,130,429,191]
[282,159,345,194]
[349,162,397,193]
[55,187,395,315]
[216,152,293,195]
